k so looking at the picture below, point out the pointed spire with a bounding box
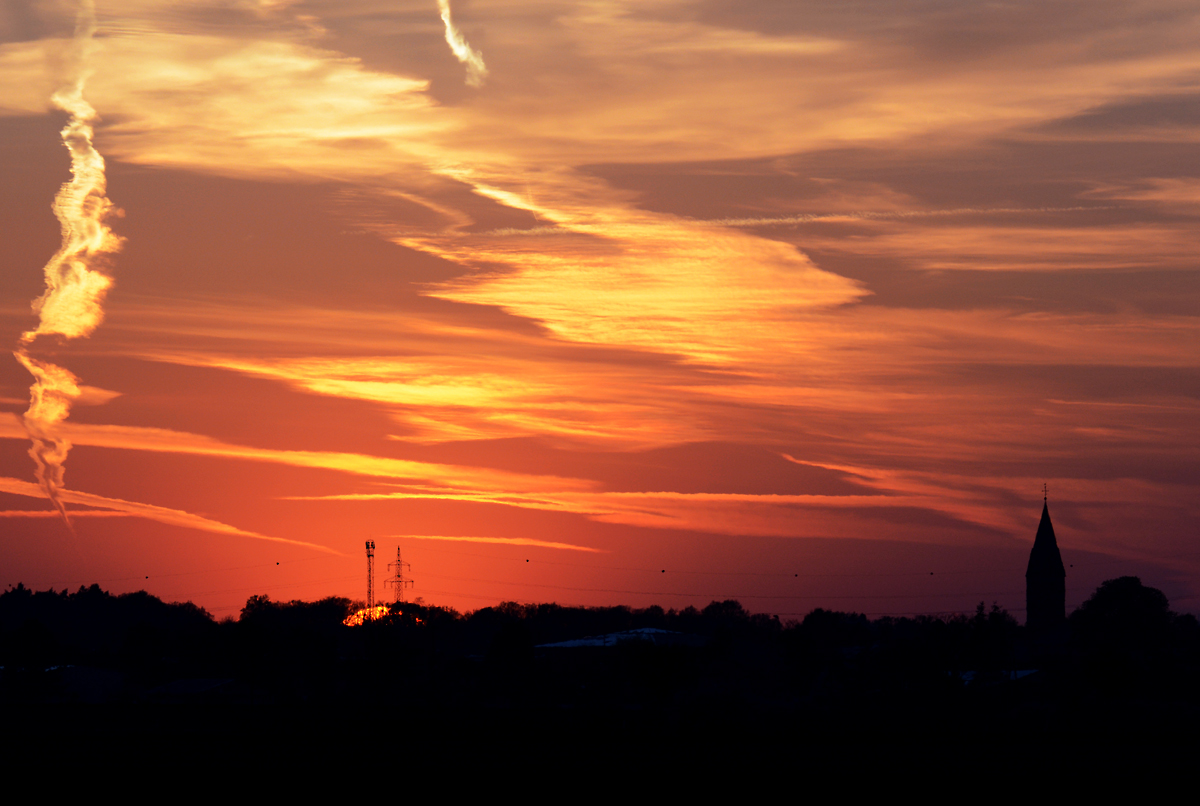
[1029,500,1064,577]
[1026,493,1066,631]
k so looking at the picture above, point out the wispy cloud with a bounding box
[436,0,487,87]
[0,509,130,518]
[0,475,336,552]
[0,412,595,493]
[394,533,601,552]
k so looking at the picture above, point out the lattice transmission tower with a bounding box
[386,545,414,603]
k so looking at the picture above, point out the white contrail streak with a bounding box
[13,0,121,528]
[437,0,487,86]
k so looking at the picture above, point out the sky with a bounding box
[1,0,1197,620]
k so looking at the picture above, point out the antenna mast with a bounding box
[387,545,414,603]
[365,540,376,615]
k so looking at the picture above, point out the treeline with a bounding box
[3,578,1200,723]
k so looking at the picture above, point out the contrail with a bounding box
[394,534,604,553]
[13,0,121,528]
[709,206,1116,227]
[437,0,487,86]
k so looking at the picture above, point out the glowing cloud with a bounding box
[437,0,488,87]
[13,0,121,526]
[0,413,596,495]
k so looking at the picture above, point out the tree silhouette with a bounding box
[1069,576,1178,692]
[1071,576,1172,648]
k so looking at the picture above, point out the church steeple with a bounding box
[1025,489,1066,632]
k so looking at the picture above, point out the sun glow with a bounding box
[343,605,392,626]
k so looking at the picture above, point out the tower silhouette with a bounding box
[1025,488,1065,634]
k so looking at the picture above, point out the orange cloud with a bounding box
[0,475,335,551]
[395,533,602,552]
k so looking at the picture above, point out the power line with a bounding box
[414,568,1027,601]
[9,553,335,591]
[405,540,1026,578]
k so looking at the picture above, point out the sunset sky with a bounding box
[2,0,1198,619]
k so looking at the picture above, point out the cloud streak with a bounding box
[394,534,602,552]
[0,413,595,494]
[437,0,487,87]
[13,0,121,527]
[0,476,334,552]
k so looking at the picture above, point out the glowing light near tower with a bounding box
[343,605,394,626]
[13,0,121,527]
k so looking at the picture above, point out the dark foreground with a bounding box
[3,579,1199,772]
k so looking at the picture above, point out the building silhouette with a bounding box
[1025,496,1066,633]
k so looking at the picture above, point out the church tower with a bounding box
[1025,488,1066,633]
